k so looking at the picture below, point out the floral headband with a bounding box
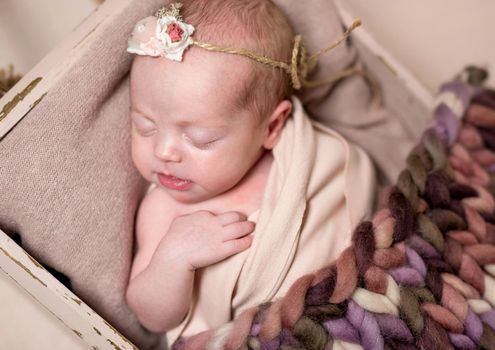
[127,2,362,90]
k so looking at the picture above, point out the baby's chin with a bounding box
[167,190,211,205]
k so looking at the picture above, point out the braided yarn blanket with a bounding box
[172,79,495,350]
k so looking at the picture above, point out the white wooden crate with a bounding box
[1,1,143,348]
[0,0,434,349]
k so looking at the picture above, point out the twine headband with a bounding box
[127,2,362,91]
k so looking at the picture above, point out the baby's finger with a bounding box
[222,220,255,241]
[221,235,253,257]
[216,211,248,227]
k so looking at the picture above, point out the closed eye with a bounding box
[183,133,220,150]
[132,123,157,137]
[131,115,157,136]
[194,139,218,150]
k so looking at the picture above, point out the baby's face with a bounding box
[129,52,268,204]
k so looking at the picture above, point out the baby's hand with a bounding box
[162,211,255,271]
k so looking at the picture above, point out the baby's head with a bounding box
[130,0,295,204]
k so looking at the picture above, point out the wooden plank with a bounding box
[336,0,434,139]
[0,0,133,140]
[0,228,138,350]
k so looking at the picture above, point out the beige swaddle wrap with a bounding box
[165,96,376,344]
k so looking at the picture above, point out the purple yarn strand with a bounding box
[480,309,495,331]
[464,310,483,344]
[375,313,414,344]
[251,323,261,336]
[347,300,365,327]
[439,80,474,109]
[407,235,441,259]
[388,266,425,287]
[260,336,280,350]
[280,328,303,348]
[448,332,476,349]
[324,318,360,344]
[406,246,427,278]
[360,311,384,350]
[346,301,384,350]
[434,103,461,146]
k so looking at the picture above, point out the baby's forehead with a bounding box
[130,53,256,122]
[132,51,252,103]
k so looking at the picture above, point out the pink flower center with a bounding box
[167,23,184,43]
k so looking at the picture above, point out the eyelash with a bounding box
[183,134,217,150]
[195,141,216,150]
[133,123,218,149]
[134,125,156,137]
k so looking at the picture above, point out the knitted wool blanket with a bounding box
[170,78,495,350]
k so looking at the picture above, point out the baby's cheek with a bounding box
[131,138,152,179]
[208,156,250,187]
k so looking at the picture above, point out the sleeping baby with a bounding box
[125,0,376,345]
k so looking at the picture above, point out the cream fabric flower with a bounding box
[155,16,195,61]
[127,15,195,62]
[127,17,163,57]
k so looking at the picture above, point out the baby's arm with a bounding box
[126,192,194,333]
[126,191,256,333]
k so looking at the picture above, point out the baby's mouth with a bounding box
[157,172,193,191]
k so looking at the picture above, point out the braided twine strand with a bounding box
[191,19,372,93]
[172,78,495,349]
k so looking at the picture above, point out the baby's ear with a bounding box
[263,99,292,150]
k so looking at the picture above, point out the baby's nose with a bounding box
[154,139,182,162]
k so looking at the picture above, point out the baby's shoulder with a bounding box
[137,184,178,226]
